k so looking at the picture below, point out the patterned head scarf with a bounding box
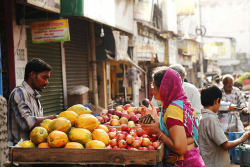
[159,68,196,133]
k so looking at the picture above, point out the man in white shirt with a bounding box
[221,74,248,132]
[169,64,202,121]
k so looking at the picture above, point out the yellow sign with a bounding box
[174,0,195,16]
[203,42,226,58]
[137,43,156,53]
[27,0,60,13]
[31,19,70,43]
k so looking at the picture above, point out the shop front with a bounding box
[13,1,65,115]
[63,18,90,108]
[95,24,144,108]
[61,0,136,110]
[136,26,166,101]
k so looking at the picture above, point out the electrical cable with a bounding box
[177,8,192,41]
[14,5,25,56]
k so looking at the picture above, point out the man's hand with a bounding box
[240,131,250,143]
[242,108,249,116]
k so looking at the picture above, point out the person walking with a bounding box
[8,58,57,145]
[169,64,203,121]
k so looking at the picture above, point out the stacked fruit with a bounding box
[18,104,109,149]
[107,124,161,150]
[97,104,160,127]
[18,104,161,151]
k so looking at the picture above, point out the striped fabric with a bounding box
[221,86,246,108]
[7,81,43,144]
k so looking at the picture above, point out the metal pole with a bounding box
[89,22,99,106]
[132,21,139,106]
[0,35,2,96]
[197,0,204,87]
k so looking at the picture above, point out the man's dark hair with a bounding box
[201,85,222,107]
[142,98,150,108]
[24,58,52,80]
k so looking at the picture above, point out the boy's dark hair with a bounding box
[152,66,168,89]
[24,58,52,80]
[201,85,222,107]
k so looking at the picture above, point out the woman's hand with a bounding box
[140,121,162,136]
[144,102,159,122]
[140,101,160,134]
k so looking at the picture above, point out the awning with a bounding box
[126,55,146,73]
[110,30,145,73]
[105,49,145,73]
[17,0,60,13]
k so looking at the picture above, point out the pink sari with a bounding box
[158,69,204,167]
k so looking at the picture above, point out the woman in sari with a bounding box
[141,67,204,167]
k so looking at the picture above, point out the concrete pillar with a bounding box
[132,21,140,106]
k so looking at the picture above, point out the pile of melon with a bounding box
[19,104,110,149]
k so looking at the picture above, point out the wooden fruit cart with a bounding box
[7,143,164,166]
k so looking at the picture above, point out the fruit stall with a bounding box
[7,104,165,166]
[9,144,164,165]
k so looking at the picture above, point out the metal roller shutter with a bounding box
[64,18,89,101]
[26,29,64,115]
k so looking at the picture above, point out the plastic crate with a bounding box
[232,147,241,165]
[240,149,250,167]
[228,132,244,156]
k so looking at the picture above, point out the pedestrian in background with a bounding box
[212,75,223,88]
[169,64,203,121]
[221,74,248,132]
[141,67,204,166]
[141,98,150,108]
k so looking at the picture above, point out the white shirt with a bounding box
[214,81,223,89]
[150,96,162,108]
[183,82,202,118]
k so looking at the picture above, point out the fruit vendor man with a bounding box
[8,58,57,145]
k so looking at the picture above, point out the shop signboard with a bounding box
[84,0,133,34]
[27,0,60,13]
[137,43,156,53]
[134,0,154,22]
[30,19,70,44]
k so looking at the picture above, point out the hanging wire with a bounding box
[14,5,25,56]
[177,8,192,41]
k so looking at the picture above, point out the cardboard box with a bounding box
[67,92,88,107]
